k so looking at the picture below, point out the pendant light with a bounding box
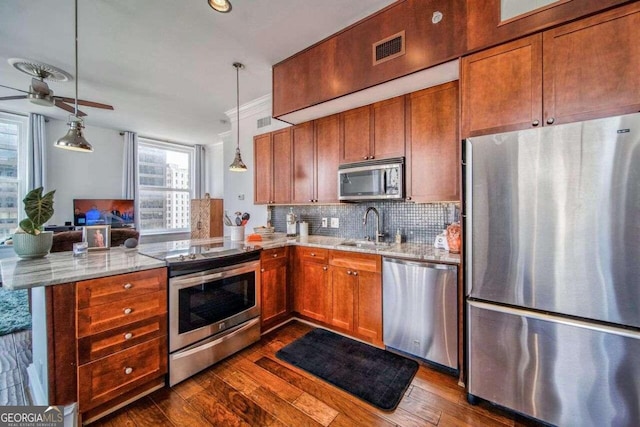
[55,0,92,152]
[229,62,247,172]
[208,0,232,13]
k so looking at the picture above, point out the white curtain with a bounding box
[194,144,206,199]
[122,131,138,229]
[28,113,46,190]
[122,131,137,199]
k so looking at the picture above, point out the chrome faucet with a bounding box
[363,207,384,244]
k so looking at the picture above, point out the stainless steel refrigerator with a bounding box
[465,113,640,427]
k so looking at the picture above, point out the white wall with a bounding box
[45,118,124,225]
[223,95,289,234]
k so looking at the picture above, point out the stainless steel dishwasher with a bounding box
[382,258,458,369]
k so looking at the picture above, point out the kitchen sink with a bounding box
[338,240,393,249]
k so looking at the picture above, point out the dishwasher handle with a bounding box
[383,257,457,272]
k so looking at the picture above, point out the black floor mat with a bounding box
[276,328,418,411]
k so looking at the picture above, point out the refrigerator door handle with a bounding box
[468,300,640,340]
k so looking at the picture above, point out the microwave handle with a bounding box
[381,170,387,194]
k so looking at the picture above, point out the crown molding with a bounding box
[225,94,272,123]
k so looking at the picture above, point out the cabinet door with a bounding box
[328,266,356,331]
[407,82,460,202]
[254,133,273,204]
[292,122,316,203]
[314,114,340,203]
[261,257,288,328]
[543,3,640,126]
[372,96,405,160]
[461,34,543,138]
[271,128,292,204]
[300,261,329,323]
[341,106,372,163]
[355,270,382,346]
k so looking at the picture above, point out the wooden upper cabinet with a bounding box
[340,98,406,164]
[273,0,466,119]
[467,0,629,52]
[407,82,460,202]
[372,96,406,160]
[314,114,341,203]
[254,129,292,204]
[253,133,273,204]
[341,106,372,163]
[462,3,640,138]
[461,34,543,138]
[292,122,315,204]
[542,3,640,125]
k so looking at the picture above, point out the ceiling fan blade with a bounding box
[0,83,30,94]
[54,99,87,117]
[57,97,114,110]
[31,78,50,95]
[0,95,28,101]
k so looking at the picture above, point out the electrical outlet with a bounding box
[330,217,339,228]
[237,193,245,200]
[321,218,328,228]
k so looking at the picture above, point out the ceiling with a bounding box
[0,0,397,144]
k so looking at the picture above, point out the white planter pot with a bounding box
[12,231,54,259]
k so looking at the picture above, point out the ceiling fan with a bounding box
[0,58,114,117]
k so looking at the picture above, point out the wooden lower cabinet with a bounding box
[293,247,383,347]
[296,248,330,323]
[46,267,168,423]
[260,247,290,329]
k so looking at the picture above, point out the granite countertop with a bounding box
[0,247,166,290]
[255,234,461,264]
[0,234,459,290]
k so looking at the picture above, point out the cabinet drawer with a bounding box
[330,250,381,273]
[77,290,167,338]
[78,337,167,412]
[298,247,328,262]
[77,315,167,365]
[261,246,288,261]
[77,268,166,309]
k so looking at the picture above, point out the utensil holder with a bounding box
[230,225,245,242]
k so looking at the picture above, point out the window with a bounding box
[0,112,28,241]
[137,138,193,233]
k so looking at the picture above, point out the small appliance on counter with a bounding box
[286,207,297,237]
[434,231,449,250]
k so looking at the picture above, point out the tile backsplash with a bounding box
[270,202,460,244]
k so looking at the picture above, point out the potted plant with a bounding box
[12,187,56,259]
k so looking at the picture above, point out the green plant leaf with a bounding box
[23,187,55,231]
[19,218,37,235]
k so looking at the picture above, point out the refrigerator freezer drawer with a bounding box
[383,258,457,369]
[468,301,640,427]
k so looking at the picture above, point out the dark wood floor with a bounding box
[93,321,541,427]
[0,329,32,406]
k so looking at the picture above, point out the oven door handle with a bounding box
[172,271,225,289]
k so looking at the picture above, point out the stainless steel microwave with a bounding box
[338,158,404,201]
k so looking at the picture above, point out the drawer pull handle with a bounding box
[273,253,278,257]
[260,268,265,272]
[353,271,358,276]
[123,308,133,315]
[124,332,133,340]
[124,367,133,375]
[123,283,133,290]
[323,266,328,271]
[347,270,352,275]
[311,253,316,256]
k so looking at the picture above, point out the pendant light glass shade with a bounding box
[208,0,232,13]
[55,117,93,152]
[55,0,92,152]
[229,62,247,172]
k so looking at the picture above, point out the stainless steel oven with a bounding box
[140,241,262,386]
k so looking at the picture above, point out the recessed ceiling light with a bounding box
[208,0,232,13]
